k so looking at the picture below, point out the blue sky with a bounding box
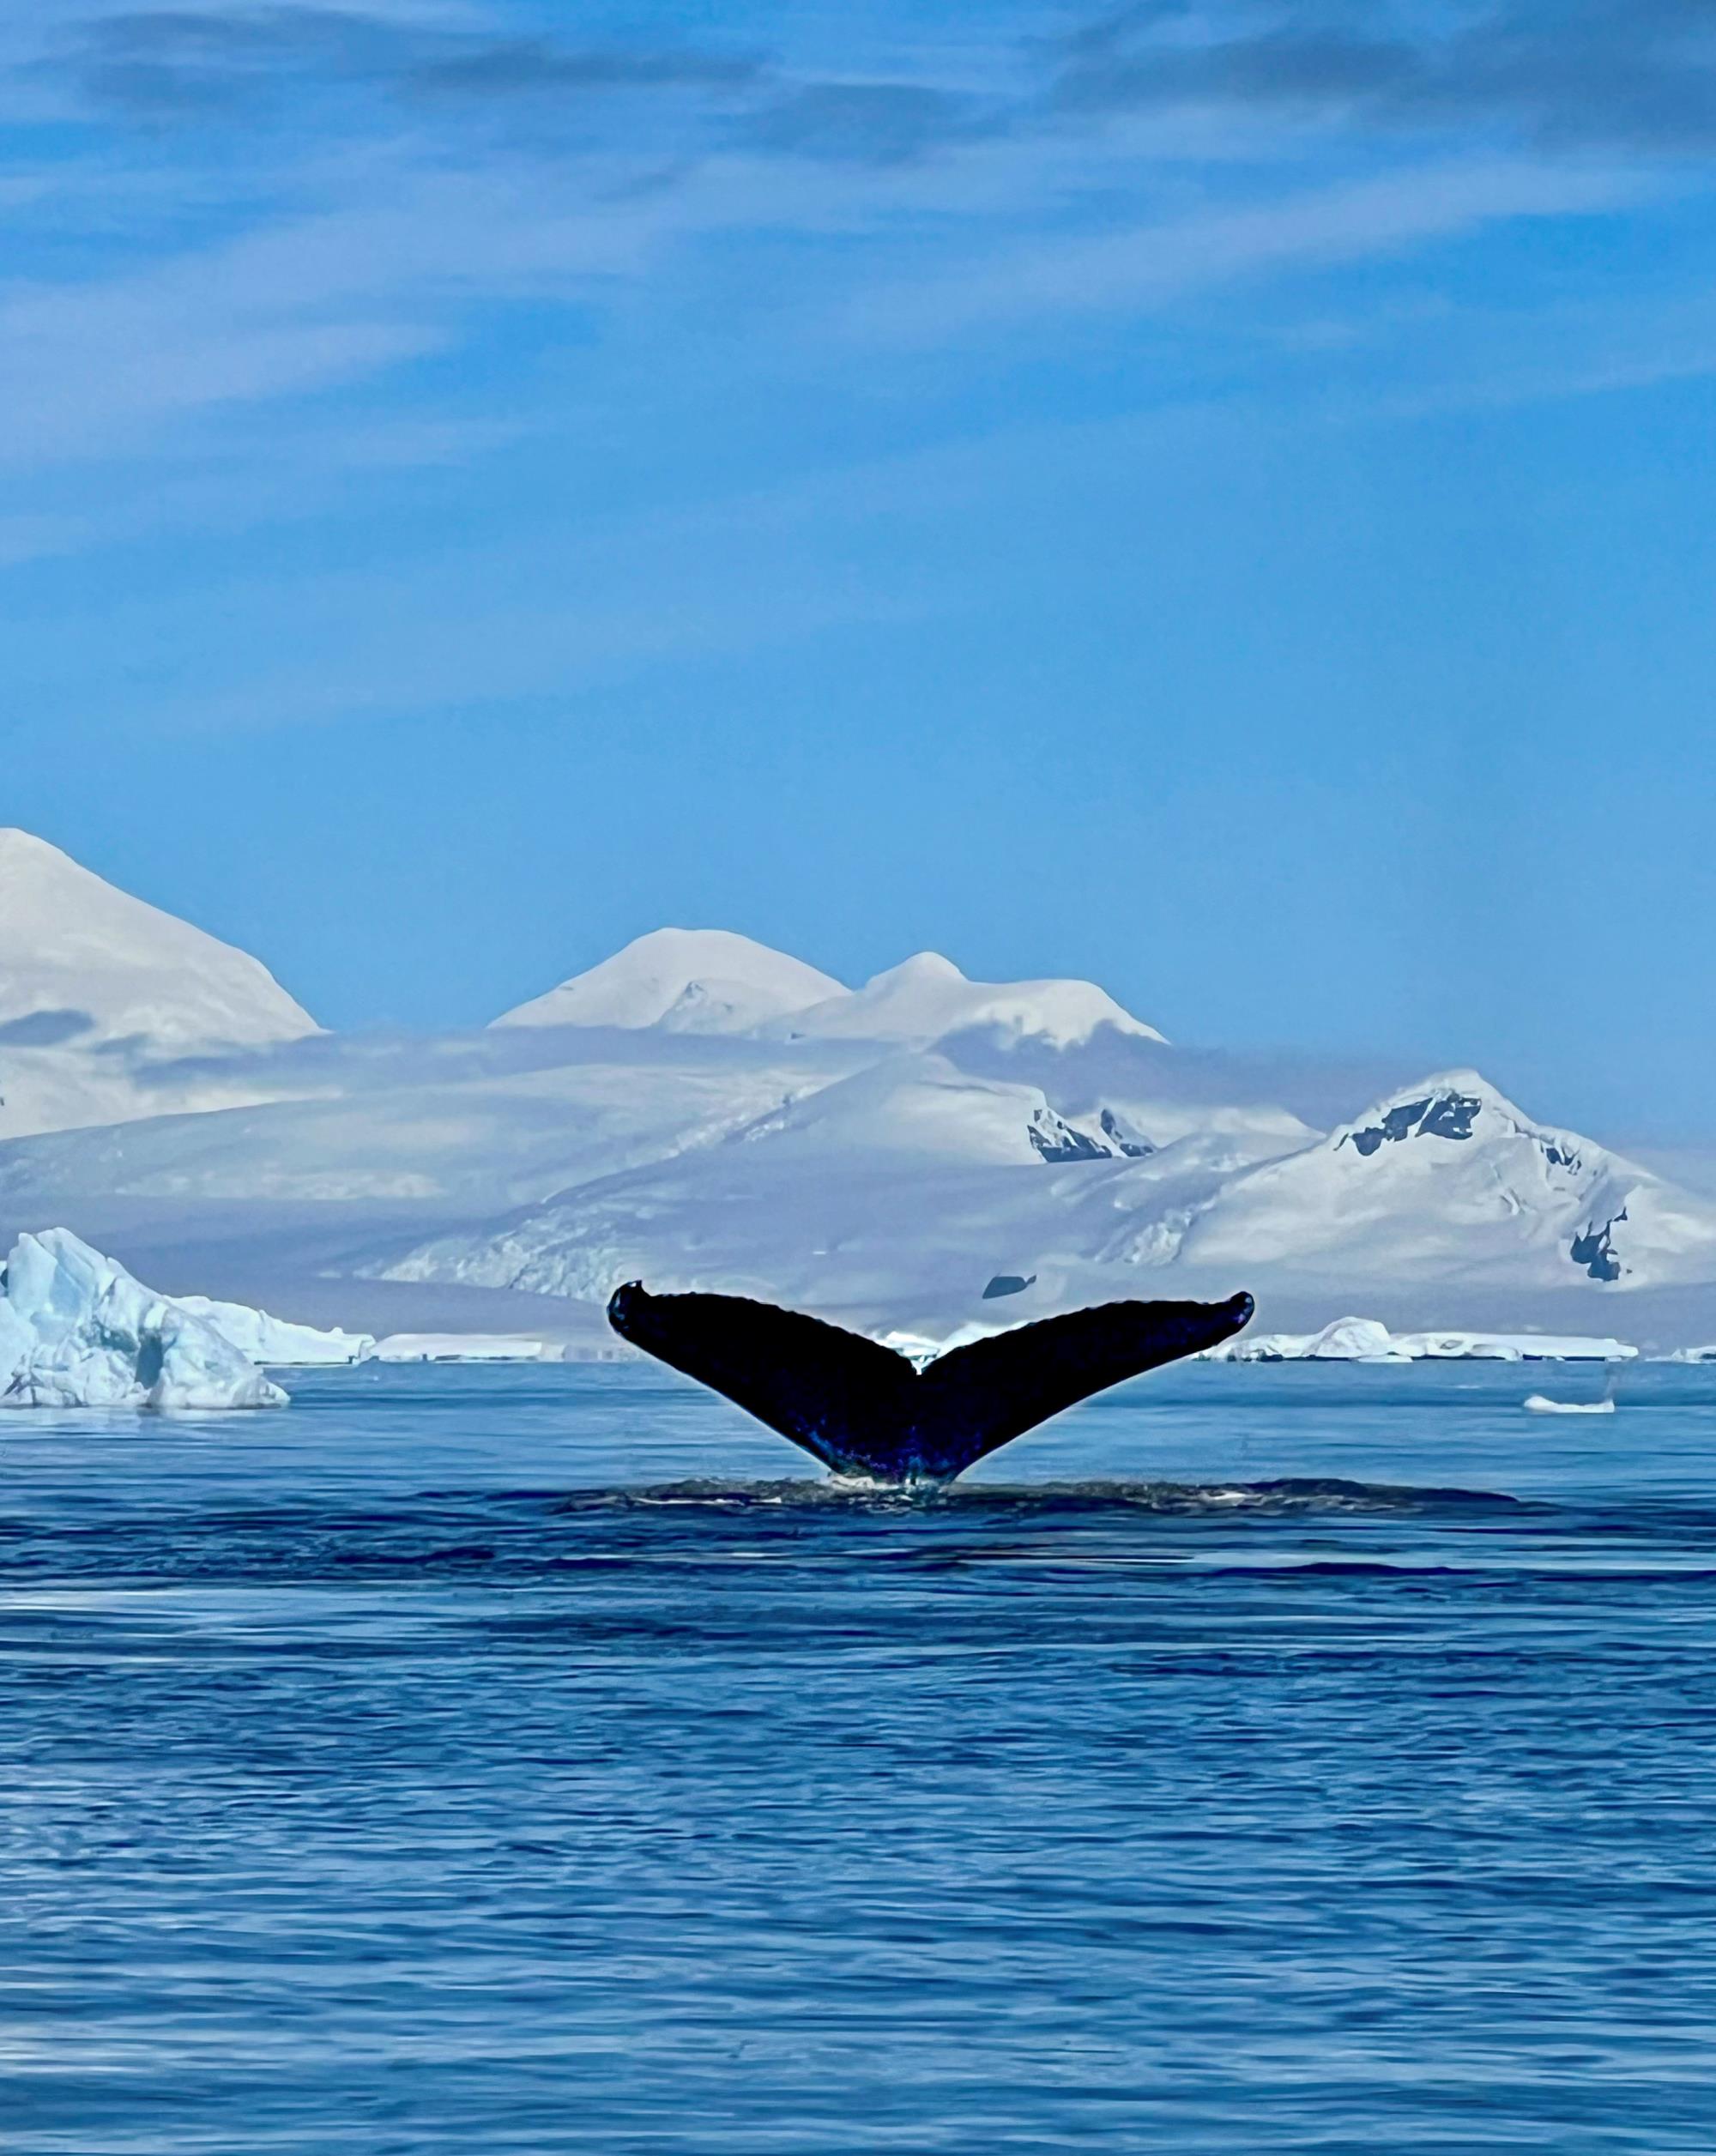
[3,0,1714,1138]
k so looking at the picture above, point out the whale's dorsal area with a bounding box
[606,1281,1254,1483]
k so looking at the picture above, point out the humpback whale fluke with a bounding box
[607,1281,1254,1483]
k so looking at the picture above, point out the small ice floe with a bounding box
[1523,1394,1617,1415]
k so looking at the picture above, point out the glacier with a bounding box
[374,1333,557,1362]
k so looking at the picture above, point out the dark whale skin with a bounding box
[607,1281,1254,1483]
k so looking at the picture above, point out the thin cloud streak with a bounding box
[1049,0,1716,155]
[57,5,767,117]
[845,155,1653,340]
[0,158,666,462]
[0,1,1702,554]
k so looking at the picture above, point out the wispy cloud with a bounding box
[742,81,982,166]
[98,566,944,737]
[57,5,766,119]
[0,2,1708,535]
[847,155,1652,340]
[1050,0,1716,155]
[0,152,672,462]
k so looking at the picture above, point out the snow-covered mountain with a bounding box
[492,928,845,1035]
[493,932,1163,1052]
[0,830,316,1052]
[369,1065,1716,1346]
[1168,1072,1716,1289]
[0,830,323,1142]
[769,951,1164,1050]
[0,828,1710,1351]
[0,1030,829,1207]
[374,1115,1283,1332]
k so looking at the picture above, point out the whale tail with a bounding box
[607,1282,1254,1483]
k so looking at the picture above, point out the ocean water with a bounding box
[4,1358,1716,2153]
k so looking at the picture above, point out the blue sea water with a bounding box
[4,1358,1716,2153]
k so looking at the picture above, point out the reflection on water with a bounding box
[4,1362,1716,2153]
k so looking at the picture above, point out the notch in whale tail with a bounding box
[607,1281,1254,1483]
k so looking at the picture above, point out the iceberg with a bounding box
[373,1333,556,1362]
[0,1229,286,1410]
[1217,1316,1406,1362]
[1215,1315,1637,1362]
[1396,1329,1637,1362]
[171,1296,373,1366]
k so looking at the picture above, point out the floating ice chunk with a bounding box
[0,1229,286,1410]
[1218,1316,1407,1362]
[372,1333,555,1362]
[1213,1315,1638,1362]
[1523,1394,1617,1415]
[172,1296,374,1366]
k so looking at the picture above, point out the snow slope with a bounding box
[1169,1072,1716,1289]
[0,1031,837,1207]
[372,1112,1284,1333]
[372,1066,1716,1346]
[770,951,1165,1050]
[728,1053,1165,1167]
[0,1229,286,1409]
[0,830,316,1052]
[493,929,844,1035]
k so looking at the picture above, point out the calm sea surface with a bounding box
[4,1359,1716,2153]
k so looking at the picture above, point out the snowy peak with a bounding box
[873,951,964,987]
[492,930,1164,1051]
[0,828,317,1051]
[770,951,1164,1050]
[1333,1071,1574,1164]
[1338,1078,1485,1156]
[1332,1070,1599,1191]
[1174,1067,1716,1290]
[492,928,846,1035]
